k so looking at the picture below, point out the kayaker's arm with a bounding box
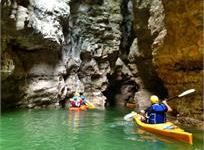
[139,110,147,122]
[162,100,172,112]
[140,107,151,122]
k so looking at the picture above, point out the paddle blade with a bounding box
[85,102,95,109]
[178,89,196,97]
[124,112,136,121]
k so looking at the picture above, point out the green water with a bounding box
[0,108,203,150]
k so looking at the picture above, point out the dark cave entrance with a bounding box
[102,0,137,107]
[103,66,138,107]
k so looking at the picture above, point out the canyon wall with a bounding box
[1,0,125,109]
[1,0,203,126]
[1,0,70,109]
[131,0,203,126]
[153,0,203,124]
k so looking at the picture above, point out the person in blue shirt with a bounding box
[141,95,172,124]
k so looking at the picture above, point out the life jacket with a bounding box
[71,96,82,107]
[146,103,168,124]
[80,95,87,104]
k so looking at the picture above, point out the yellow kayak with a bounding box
[133,113,193,144]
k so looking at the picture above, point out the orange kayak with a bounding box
[126,103,136,109]
[69,105,88,111]
[133,113,193,144]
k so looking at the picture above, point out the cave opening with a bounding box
[103,66,138,107]
[102,0,139,107]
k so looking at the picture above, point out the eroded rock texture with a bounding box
[131,0,203,126]
[130,0,168,110]
[153,0,203,122]
[1,0,70,109]
[1,0,124,109]
[1,0,203,127]
[61,0,123,108]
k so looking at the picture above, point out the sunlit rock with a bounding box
[131,0,203,126]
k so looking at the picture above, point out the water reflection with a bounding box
[68,111,81,129]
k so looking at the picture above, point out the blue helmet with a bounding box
[81,95,86,100]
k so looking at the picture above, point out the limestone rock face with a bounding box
[1,0,70,109]
[1,0,123,109]
[1,0,203,127]
[152,0,203,122]
[129,0,168,111]
[61,0,123,107]
[131,0,203,126]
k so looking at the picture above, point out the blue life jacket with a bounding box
[146,103,168,124]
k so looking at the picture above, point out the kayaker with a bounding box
[140,95,172,124]
[70,92,83,107]
[70,97,79,107]
[80,93,87,105]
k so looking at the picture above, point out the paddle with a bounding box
[123,89,196,121]
[123,111,137,121]
[165,89,196,101]
[85,100,95,109]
